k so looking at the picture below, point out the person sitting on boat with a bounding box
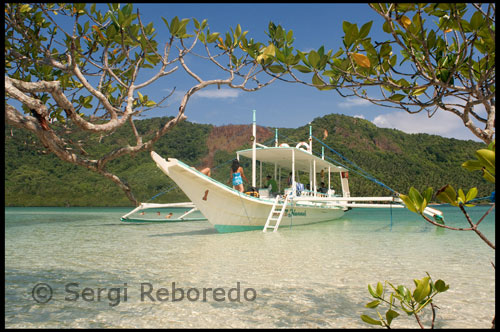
[264,175,278,196]
[319,182,328,194]
[200,167,211,177]
[228,159,248,193]
[191,166,211,177]
[295,182,304,196]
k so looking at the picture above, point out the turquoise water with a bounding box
[5,205,495,328]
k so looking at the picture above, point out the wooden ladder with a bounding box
[263,195,289,232]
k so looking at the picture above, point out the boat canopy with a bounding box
[237,146,347,173]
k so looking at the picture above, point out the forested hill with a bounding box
[4,113,493,207]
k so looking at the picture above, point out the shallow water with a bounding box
[4,205,495,328]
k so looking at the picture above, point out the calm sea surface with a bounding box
[5,205,495,328]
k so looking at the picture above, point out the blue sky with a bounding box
[49,4,485,141]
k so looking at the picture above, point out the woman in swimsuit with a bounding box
[228,159,248,192]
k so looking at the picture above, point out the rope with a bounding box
[146,156,236,202]
[469,191,495,203]
[275,131,396,194]
[310,135,399,195]
[147,124,255,202]
[311,146,398,195]
[390,202,393,231]
[146,184,179,202]
[312,135,382,181]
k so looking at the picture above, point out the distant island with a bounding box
[5,113,493,207]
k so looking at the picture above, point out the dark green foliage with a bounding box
[4,113,493,206]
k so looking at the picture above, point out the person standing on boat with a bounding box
[228,159,248,192]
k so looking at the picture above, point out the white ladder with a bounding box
[263,195,289,232]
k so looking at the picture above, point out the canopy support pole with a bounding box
[252,110,256,189]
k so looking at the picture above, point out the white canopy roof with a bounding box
[237,147,347,173]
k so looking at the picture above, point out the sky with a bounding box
[42,4,487,142]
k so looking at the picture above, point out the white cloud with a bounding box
[353,114,365,119]
[194,88,241,99]
[338,97,372,109]
[372,110,481,141]
[162,88,241,102]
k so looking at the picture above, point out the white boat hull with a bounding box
[151,152,345,233]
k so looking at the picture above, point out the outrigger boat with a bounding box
[150,110,444,233]
[120,202,206,223]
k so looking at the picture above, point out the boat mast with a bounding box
[328,166,331,195]
[252,110,257,189]
[274,128,278,183]
[308,125,313,154]
[292,149,296,196]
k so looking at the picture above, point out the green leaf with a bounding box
[385,309,400,326]
[257,43,276,64]
[482,170,495,183]
[177,18,190,36]
[462,159,483,172]
[411,86,427,96]
[312,73,325,87]
[457,188,466,204]
[389,94,406,102]
[413,276,431,303]
[193,18,200,30]
[422,187,433,205]
[235,24,241,38]
[342,21,353,34]
[20,4,32,13]
[344,23,359,48]
[360,315,383,326]
[396,285,411,302]
[379,43,392,58]
[308,51,320,68]
[399,194,418,213]
[207,32,220,43]
[293,65,312,73]
[365,300,381,308]
[359,21,373,39]
[382,21,392,33]
[434,279,449,293]
[376,282,383,297]
[436,185,458,206]
[470,11,484,30]
[267,65,286,74]
[420,197,428,213]
[475,149,495,175]
[368,284,377,298]
[408,187,424,210]
[437,68,453,84]
[466,186,480,204]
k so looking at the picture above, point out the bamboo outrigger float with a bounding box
[148,110,444,233]
[120,202,206,223]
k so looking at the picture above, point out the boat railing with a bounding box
[295,189,339,198]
